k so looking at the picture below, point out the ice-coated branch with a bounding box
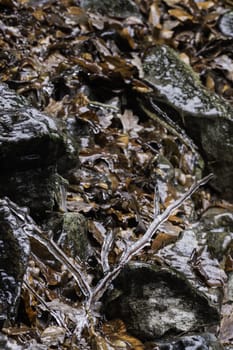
[25,227,92,299]
[88,173,213,305]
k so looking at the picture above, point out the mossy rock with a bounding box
[80,0,140,18]
[141,45,233,199]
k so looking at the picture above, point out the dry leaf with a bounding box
[149,3,162,29]
[168,9,193,22]
[118,109,143,137]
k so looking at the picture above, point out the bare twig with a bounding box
[154,181,161,218]
[88,173,213,304]
[88,100,119,111]
[138,97,199,157]
[101,230,114,274]
[25,227,92,299]
[23,280,71,334]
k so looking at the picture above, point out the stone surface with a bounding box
[0,82,78,219]
[0,83,66,171]
[80,0,140,18]
[46,212,92,261]
[0,198,31,325]
[103,208,232,341]
[219,11,233,37]
[148,333,224,350]
[0,167,67,219]
[157,215,227,301]
[104,262,220,341]
[141,45,233,199]
[197,207,233,261]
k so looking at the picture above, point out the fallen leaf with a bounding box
[169,9,193,22]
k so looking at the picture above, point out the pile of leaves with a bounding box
[0,0,233,348]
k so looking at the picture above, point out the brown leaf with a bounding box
[168,9,193,22]
[72,57,102,74]
[120,27,136,49]
[32,9,45,21]
[196,1,215,10]
[225,254,233,272]
[101,319,144,350]
[103,56,136,79]
[151,231,180,252]
[206,74,215,91]
[149,3,162,29]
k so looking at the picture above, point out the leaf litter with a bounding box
[0,0,233,348]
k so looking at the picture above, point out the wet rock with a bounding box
[0,332,23,350]
[157,222,226,302]
[0,167,67,219]
[0,84,67,171]
[148,333,223,350]
[0,198,31,325]
[46,212,92,261]
[80,0,140,18]
[219,11,233,37]
[58,212,91,260]
[141,45,233,199]
[0,82,78,219]
[104,209,231,341]
[104,262,220,341]
[198,208,233,322]
[197,207,233,261]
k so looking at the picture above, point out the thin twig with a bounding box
[88,100,119,111]
[101,230,114,274]
[138,97,199,156]
[89,173,213,304]
[154,181,161,218]
[23,280,71,334]
[25,227,92,299]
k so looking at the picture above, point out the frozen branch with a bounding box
[25,227,92,299]
[88,173,214,305]
[101,229,114,274]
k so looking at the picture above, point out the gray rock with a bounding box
[0,83,77,219]
[0,167,67,219]
[0,333,23,350]
[141,45,233,199]
[103,209,231,341]
[104,262,220,340]
[0,84,66,171]
[219,11,233,38]
[46,212,92,261]
[80,0,140,18]
[149,333,223,350]
[157,221,227,304]
[196,207,233,261]
[0,198,31,325]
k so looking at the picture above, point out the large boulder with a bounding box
[104,262,221,341]
[104,207,232,341]
[140,45,233,199]
[0,83,78,219]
